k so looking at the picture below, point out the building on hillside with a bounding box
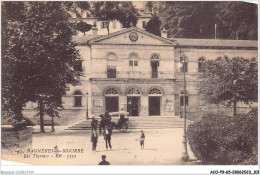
[68,8,152,36]
[23,27,258,124]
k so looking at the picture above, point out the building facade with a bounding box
[24,27,258,124]
[69,9,152,36]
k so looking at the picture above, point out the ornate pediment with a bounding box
[88,27,177,46]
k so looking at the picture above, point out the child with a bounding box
[140,130,145,149]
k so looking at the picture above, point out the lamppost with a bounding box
[86,92,89,119]
[178,49,189,161]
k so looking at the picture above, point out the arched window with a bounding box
[107,52,117,78]
[180,90,188,106]
[149,88,162,95]
[198,57,206,72]
[151,54,160,78]
[127,87,141,96]
[74,91,82,107]
[104,88,119,96]
[129,52,139,67]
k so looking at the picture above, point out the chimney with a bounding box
[92,26,98,38]
[161,28,168,38]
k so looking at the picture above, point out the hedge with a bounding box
[187,109,257,165]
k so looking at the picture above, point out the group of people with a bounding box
[91,111,113,151]
[90,111,146,152]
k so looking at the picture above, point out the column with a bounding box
[141,96,148,116]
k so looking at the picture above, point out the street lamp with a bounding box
[178,49,189,161]
[86,92,89,119]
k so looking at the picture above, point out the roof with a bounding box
[88,27,177,45]
[71,29,258,49]
[72,35,95,45]
[171,38,258,48]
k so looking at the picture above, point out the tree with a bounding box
[117,2,139,28]
[76,21,92,35]
[90,2,120,34]
[197,56,257,116]
[145,13,161,37]
[2,2,29,128]
[159,1,218,38]
[90,1,139,34]
[216,2,257,40]
[157,1,257,40]
[2,2,83,132]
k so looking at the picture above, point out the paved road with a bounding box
[2,126,196,165]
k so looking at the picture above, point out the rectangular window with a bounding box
[74,96,82,107]
[142,21,147,28]
[107,68,116,78]
[180,63,188,73]
[129,61,138,66]
[180,96,189,106]
[101,21,108,29]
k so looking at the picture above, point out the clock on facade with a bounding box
[129,32,138,41]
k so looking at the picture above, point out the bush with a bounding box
[187,108,258,165]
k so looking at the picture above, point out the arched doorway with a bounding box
[148,88,162,116]
[126,87,141,116]
[104,87,119,113]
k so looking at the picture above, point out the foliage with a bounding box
[197,56,257,116]
[90,1,120,34]
[187,109,258,165]
[159,1,218,38]
[2,2,83,132]
[90,2,138,34]
[76,21,92,35]
[117,2,139,28]
[216,2,258,40]
[145,13,161,37]
[154,1,257,40]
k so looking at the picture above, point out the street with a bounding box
[2,126,196,165]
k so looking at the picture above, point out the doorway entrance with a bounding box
[149,96,161,116]
[105,97,119,113]
[127,97,140,116]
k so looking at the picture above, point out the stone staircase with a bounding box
[65,116,194,130]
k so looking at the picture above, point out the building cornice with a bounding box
[176,45,257,50]
[90,78,176,83]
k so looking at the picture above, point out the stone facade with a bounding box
[23,27,258,124]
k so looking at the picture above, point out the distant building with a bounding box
[68,9,152,36]
[24,27,258,125]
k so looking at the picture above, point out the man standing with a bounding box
[91,129,98,151]
[104,126,112,150]
[99,155,110,165]
[99,114,105,136]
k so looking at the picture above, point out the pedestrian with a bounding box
[140,130,145,149]
[91,129,98,151]
[99,114,105,136]
[104,110,112,126]
[91,117,98,132]
[104,126,112,150]
[98,155,110,165]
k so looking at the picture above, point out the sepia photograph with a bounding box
[1,1,258,174]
